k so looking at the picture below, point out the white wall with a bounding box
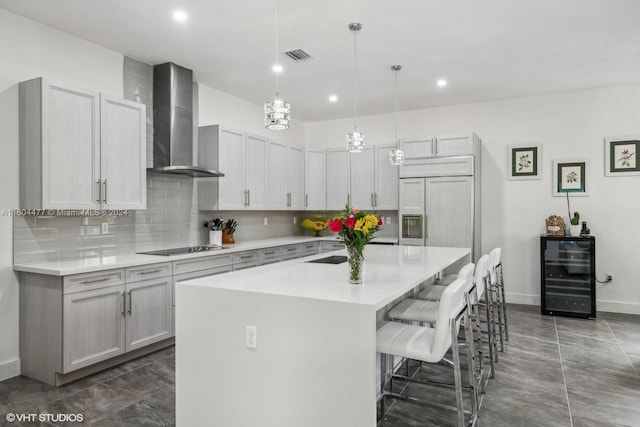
[198,84,306,147]
[307,85,640,313]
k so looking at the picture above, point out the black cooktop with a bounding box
[137,245,226,256]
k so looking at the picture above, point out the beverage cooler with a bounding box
[540,235,596,319]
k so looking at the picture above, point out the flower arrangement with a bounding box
[328,205,382,283]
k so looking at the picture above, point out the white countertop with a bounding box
[179,245,470,310]
[13,236,398,276]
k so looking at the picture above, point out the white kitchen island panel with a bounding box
[176,245,470,426]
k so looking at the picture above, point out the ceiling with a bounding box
[2,0,639,122]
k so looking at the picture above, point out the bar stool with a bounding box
[377,277,478,427]
[473,254,498,379]
[417,263,471,301]
[488,248,508,350]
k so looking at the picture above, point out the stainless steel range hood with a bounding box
[151,62,224,177]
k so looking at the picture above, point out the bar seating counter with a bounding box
[176,245,470,427]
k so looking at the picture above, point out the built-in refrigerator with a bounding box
[398,134,481,261]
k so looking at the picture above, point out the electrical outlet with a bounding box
[245,325,257,348]
[386,217,392,225]
[605,273,613,282]
[101,223,108,234]
[293,217,297,225]
[264,217,268,226]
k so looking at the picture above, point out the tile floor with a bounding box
[0,304,638,426]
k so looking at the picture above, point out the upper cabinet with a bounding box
[401,134,479,160]
[287,145,305,210]
[323,145,398,212]
[198,126,268,211]
[325,148,350,211]
[305,150,326,211]
[400,133,481,178]
[19,78,146,210]
[268,141,306,210]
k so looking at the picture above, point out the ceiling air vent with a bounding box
[284,48,312,62]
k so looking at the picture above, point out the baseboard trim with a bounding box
[597,300,640,315]
[506,293,640,315]
[0,358,20,382]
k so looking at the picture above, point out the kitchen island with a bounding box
[176,245,470,427]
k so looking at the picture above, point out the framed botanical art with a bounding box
[508,144,541,180]
[605,136,640,176]
[552,160,589,196]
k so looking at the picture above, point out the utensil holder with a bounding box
[209,230,222,246]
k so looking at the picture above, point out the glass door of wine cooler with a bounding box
[540,236,596,319]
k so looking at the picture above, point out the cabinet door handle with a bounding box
[103,179,107,204]
[374,193,378,207]
[305,194,308,208]
[347,194,350,205]
[82,277,110,284]
[121,291,126,317]
[432,138,438,156]
[96,180,101,204]
[127,290,132,315]
[247,190,250,207]
[371,193,374,207]
[138,269,162,275]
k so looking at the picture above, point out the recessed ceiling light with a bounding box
[173,10,188,22]
[437,79,447,87]
[272,64,283,73]
[328,95,338,103]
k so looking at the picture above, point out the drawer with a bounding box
[173,254,233,275]
[321,241,345,252]
[258,247,282,258]
[125,262,172,283]
[299,242,320,257]
[233,260,260,271]
[233,250,260,264]
[63,269,125,294]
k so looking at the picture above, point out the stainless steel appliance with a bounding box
[137,245,226,256]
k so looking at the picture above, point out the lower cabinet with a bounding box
[62,284,126,372]
[124,277,173,351]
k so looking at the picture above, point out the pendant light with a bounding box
[264,0,290,130]
[389,65,405,165]
[346,22,364,152]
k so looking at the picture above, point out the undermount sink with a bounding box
[306,255,348,264]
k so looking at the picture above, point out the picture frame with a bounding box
[508,144,542,180]
[604,136,640,176]
[552,160,588,196]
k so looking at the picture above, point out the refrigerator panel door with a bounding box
[425,176,473,249]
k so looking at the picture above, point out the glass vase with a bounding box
[346,245,364,284]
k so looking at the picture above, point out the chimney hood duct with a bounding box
[151,62,224,177]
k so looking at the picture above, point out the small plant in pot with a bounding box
[566,193,581,236]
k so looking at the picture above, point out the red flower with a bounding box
[345,217,356,229]
[378,218,383,226]
[328,219,343,232]
[350,208,360,215]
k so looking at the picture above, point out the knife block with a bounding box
[222,229,235,244]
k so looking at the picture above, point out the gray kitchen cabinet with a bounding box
[349,147,375,210]
[268,140,288,209]
[20,263,173,385]
[305,149,326,210]
[321,240,345,253]
[268,141,305,210]
[287,145,306,210]
[124,276,173,351]
[374,144,399,210]
[401,133,479,161]
[19,78,146,210]
[199,128,267,210]
[233,250,261,270]
[259,247,283,265]
[326,148,350,210]
[62,284,126,373]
